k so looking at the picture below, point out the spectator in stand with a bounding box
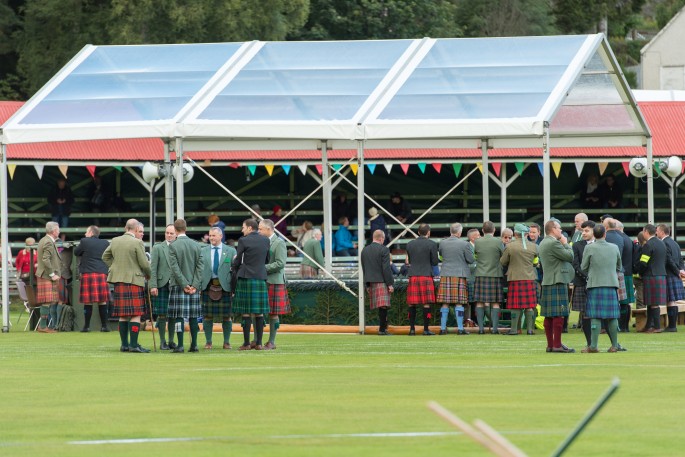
[88,176,109,226]
[580,174,602,209]
[15,237,37,280]
[292,220,314,253]
[48,178,75,228]
[333,217,357,257]
[207,213,226,242]
[601,175,623,209]
[387,192,413,224]
[332,193,352,225]
[249,204,262,222]
[368,207,388,245]
[301,229,324,278]
[270,205,288,235]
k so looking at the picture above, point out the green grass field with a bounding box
[2,308,684,457]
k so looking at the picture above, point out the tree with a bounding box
[456,0,558,37]
[0,0,22,100]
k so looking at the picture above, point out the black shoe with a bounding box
[490,330,499,335]
[100,326,110,332]
[378,330,391,336]
[168,342,178,350]
[439,329,447,335]
[80,327,90,333]
[665,327,677,332]
[423,330,435,336]
[172,346,185,353]
[478,329,485,335]
[129,345,151,353]
[506,331,518,335]
[188,346,199,353]
[552,345,575,353]
[408,329,416,336]
[160,343,170,350]
[120,346,129,352]
[457,329,470,335]
[527,330,535,335]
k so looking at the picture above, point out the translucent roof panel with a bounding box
[19,43,243,125]
[378,35,588,120]
[196,40,413,121]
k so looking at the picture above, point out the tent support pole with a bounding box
[164,142,174,224]
[1,143,9,332]
[175,138,184,220]
[501,165,507,230]
[646,137,654,224]
[322,144,333,273]
[482,140,489,221]
[357,141,365,335]
[543,123,551,223]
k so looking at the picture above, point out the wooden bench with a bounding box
[631,303,685,331]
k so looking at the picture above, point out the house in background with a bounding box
[641,5,685,89]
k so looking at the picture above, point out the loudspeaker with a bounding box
[629,157,647,178]
[142,162,163,183]
[172,163,194,183]
[660,156,682,178]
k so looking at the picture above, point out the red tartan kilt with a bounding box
[36,277,58,304]
[506,280,537,309]
[367,282,391,310]
[111,283,146,317]
[268,283,291,315]
[80,272,110,304]
[406,276,436,305]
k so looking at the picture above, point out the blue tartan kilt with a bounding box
[643,276,667,307]
[152,285,170,315]
[620,274,635,305]
[201,288,232,319]
[586,287,620,319]
[665,275,685,302]
[167,286,202,319]
[571,285,587,312]
[540,284,570,317]
[233,278,269,315]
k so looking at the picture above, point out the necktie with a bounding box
[213,247,219,276]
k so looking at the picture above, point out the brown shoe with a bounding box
[607,347,619,353]
[223,343,232,350]
[204,343,212,350]
[238,344,251,351]
[581,347,599,353]
[254,345,264,351]
[37,327,57,333]
[652,328,664,333]
[263,342,276,350]
[250,340,257,349]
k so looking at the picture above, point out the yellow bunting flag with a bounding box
[58,165,68,178]
[476,162,483,174]
[350,164,358,175]
[8,164,16,180]
[598,162,608,175]
[265,164,274,176]
[552,162,562,178]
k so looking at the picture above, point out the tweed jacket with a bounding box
[36,234,61,280]
[102,233,151,287]
[74,236,109,275]
[168,235,204,290]
[571,240,589,287]
[438,236,475,278]
[265,235,287,285]
[581,239,621,289]
[200,242,236,292]
[361,241,394,286]
[149,241,172,289]
[301,238,324,270]
[406,236,438,277]
[500,237,538,281]
[232,231,269,280]
[474,234,503,278]
[538,235,574,286]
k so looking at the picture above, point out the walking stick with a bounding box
[147,287,157,352]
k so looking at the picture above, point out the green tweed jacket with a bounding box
[474,234,504,278]
[36,234,61,280]
[149,242,172,289]
[200,243,237,292]
[266,235,287,285]
[102,233,151,287]
[580,239,621,289]
[167,235,204,290]
[538,235,575,286]
[500,238,538,281]
[302,238,324,270]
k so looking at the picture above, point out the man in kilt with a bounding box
[74,225,111,332]
[102,219,152,352]
[538,219,575,353]
[259,219,291,349]
[580,224,624,352]
[301,229,324,278]
[571,220,595,347]
[500,224,538,336]
[465,228,480,326]
[656,223,685,332]
[616,220,635,332]
[405,224,439,336]
[637,224,668,333]
[150,224,177,350]
[35,221,62,333]
[167,219,204,353]
[361,230,395,335]
[473,221,504,334]
[437,223,474,335]
[200,227,236,349]
[232,218,270,350]
[604,218,629,308]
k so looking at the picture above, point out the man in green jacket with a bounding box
[259,219,291,349]
[35,221,61,332]
[301,229,324,278]
[149,224,177,350]
[200,227,236,349]
[473,221,504,334]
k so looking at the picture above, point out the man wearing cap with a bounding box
[259,218,291,349]
[473,221,504,334]
[538,219,575,352]
[405,223,439,335]
[149,224,177,350]
[572,220,595,348]
[388,192,413,224]
[437,223,474,335]
[500,224,538,335]
[656,223,685,332]
[636,224,668,333]
[361,229,395,335]
[35,221,61,333]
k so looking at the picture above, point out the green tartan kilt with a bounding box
[201,288,233,319]
[539,283,570,317]
[585,287,620,319]
[232,278,269,315]
[152,285,170,315]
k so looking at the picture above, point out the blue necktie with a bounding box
[213,247,219,276]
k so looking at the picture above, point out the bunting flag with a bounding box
[315,164,323,175]
[514,162,525,176]
[350,164,358,175]
[265,164,274,176]
[654,163,661,176]
[282,165,291,175]
[367,163,376,174]
[417,163,426,174]
[86,165,96,178]
[8,164,16,180]
[574,162,584,176]
[58,165,69,179]
[229,162,240,169]
[476,162,483,174]
[202,160,211,167]
[298,164,308,175]
[537,163,544,176]
[247,165,257,176]
[34,164,44,179]
[681,161,685,175]
[452,163,462,177]
[598,162,608,175]
[332,164,341,172]
[432,163,442,174]
[552,162,562,178]
[491,162,502,177]
[383,163,393,174]
[621,162,630,177]
[400,163,410,175]
[113,166,122,172]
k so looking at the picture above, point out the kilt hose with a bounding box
[643,276,667,307]
[406,276,436,305]
[36,277,58,304]
[168,286,202,319]
[540,283,570,317]
[152,285,170,315]
[233,278,269,315]
[617,272,627,302]
[620,274,635,305]
[201,288,232,319]
[473,276,504,304]
[506,280,537,309]
[586,287,620,319]
[571,284,588,312]
[79,272,109,304]
[111,283,146,317]
[367,282,391,310]
[268,283,291,315]
[436,276,469,305]
[58,278,70,304]
[665,275,685,302]
[300,265,318,279]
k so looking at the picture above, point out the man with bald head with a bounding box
[150,224,177,350]
[571,213,588,244]
[361,229,395,335]
[615,220,635,331]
